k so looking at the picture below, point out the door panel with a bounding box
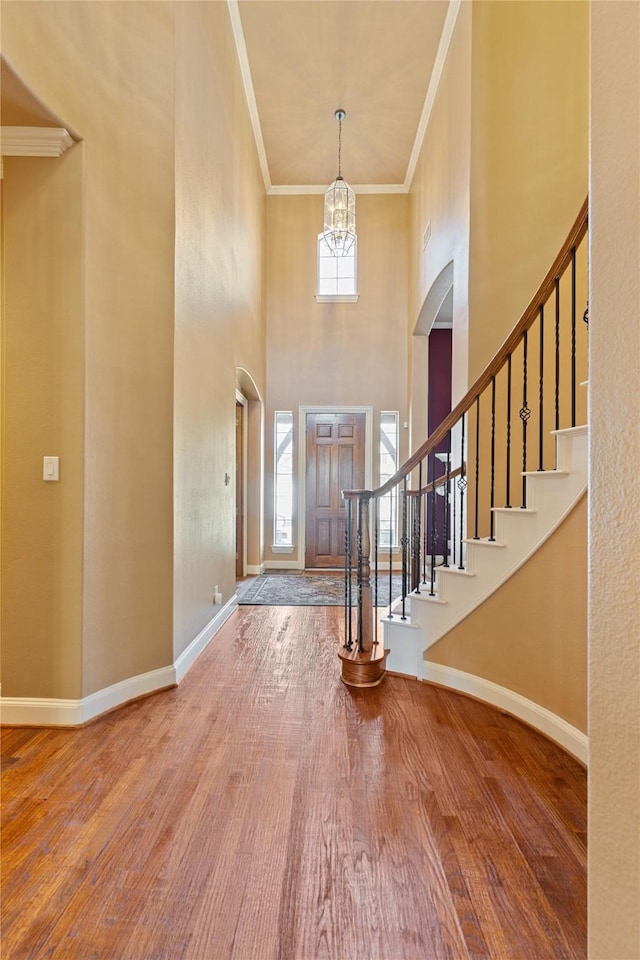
[305,412,366,568]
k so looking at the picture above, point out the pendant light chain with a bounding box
[337,113,342,179]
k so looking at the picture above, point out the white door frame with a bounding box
[235,389,248,577]
[297,404,373,571]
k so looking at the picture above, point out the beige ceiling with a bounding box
[236,0,450,190]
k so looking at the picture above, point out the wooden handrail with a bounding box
[405,464,465,498]
[344,198,588,502]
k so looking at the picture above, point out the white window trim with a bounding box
[315,293,360,303]
[272,410,294,552]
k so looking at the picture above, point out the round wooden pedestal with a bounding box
[338,644,389,688]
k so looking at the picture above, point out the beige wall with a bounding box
[409,0,471,422]
[264,193,409,564]
[468,0,589,381]
[2,1,266,697]
[2,2,175,697]
[173,2,265,656]
[426,496,587,732]
[589,3,640,956]
[2,148,85,699]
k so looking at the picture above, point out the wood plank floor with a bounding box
[1,606,587,960]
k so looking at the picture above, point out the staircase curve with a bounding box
[338,199,589,760]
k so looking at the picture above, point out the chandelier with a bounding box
[322,109,356,257]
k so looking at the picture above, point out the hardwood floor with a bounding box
[1,606,587,960]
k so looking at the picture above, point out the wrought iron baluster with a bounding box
[538,303,545,471]
[452,469,457,567]
[444,431,451,565]
[357,500,363,652]
[401,479,408,620]
[473,395,480,539]
[373,498,379,646]
[520,330,530,507]
[388,488,393,619]
[422,471,428,585]
[505,353,512,508]
[571,246,577,427]
[415,461,422,593]
[458,414,467,570]
[489,376,496,540]
[430,452,437,597]
[344,499,353,650]
[555,276,560,437]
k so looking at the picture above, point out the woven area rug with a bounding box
[237,571,404,607]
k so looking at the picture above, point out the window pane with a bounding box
[317,233,357,296]
[275,412,294,545]
[379,412,398,545]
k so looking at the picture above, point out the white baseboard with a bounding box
[422,661,588,765]
[174,595,237,683]
[1,697,85,727]
[1,596,238,728]
[244,564,264,575]
[0,665,176,727]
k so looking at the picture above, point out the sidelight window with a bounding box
[274,412,294,547]
[379,412,399,546]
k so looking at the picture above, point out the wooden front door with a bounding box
[305,412,366,568]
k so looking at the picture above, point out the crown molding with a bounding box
[227,0,272,193]
[0,126,74,158]
[228,0,460,198]
[268,183,408,197]
[404,0,462,190]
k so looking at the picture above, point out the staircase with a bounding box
[339,199,589,709]
[384,423,587,679]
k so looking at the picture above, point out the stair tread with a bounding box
[522,470,569,478]
[492,506,537,514]
[551,424,588,436]
[463,538,505,547]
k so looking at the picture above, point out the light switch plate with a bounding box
[43,456,59,481]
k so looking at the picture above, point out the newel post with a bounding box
[338,490,388,688]
[357,494,373,654]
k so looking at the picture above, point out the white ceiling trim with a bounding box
[227,0,272,192]
[404,0,462,191]
[229,0,461,197]
[268,183,408,196]
[0,126,74,157]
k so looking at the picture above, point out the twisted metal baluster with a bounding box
[489,376,496,541]
[387,488,394,620]
[400,479,408,620]
[415,461,422,593]
[538,303,545,471]
[443,430,451,565]
[555,276,561,438]
[373,498,379,647]
[571,246,577,428]
[357,500,363,652]
[505,353,512,508]
[344,499,353,650]
[520,330,530,507]
[473,395,480,539]
[458,414,467,570]
[430,452,437,597]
